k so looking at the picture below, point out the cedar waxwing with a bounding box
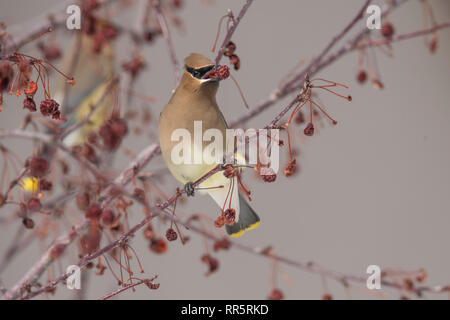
[159,53,260,237]
[57,32,115,146]
[21,30,115,193]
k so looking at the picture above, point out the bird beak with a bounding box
[199,77,221,83]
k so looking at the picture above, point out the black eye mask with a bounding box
[186,65,215,79]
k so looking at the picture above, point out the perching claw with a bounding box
[184,182,195,197]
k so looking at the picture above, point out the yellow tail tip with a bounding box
[19,176,39,193]
[230,221,260,238]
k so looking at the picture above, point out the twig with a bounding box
[98,275,158,300]
[214,0,254,65]
[356,21,450,50]
[154,0,181,84]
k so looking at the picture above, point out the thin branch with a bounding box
[154,0,181,84]
[214,0,254,65]
[98,275,158,300]
[356,21,450,50]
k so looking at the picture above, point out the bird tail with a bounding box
[226,192,260,237]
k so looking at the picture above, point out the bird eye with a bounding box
[186,65,214,79]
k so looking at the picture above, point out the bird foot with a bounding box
[184,182,195,197]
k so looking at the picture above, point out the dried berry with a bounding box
[429,34,438,53]
[294,110,305,124]
[101,209,115,226]
[50,243,66,259]
[284,159,297,177]
[52,110,61,120]
[322,293,333,300]
[99,118,128,150]
[304,122,314,136]
[372,79,384,90]
[38,179,53,191]
[213,238,230,252]
[416,268,427,283]
[85,203,102,220]
[224,41,236,57]
[223,208,236,226]
[149,238,168,254]
[229,54,240,70]
[357,70,367,84]
[171,0,183,8]
[214,215,225,228]
[27,197,42,212]
[80,223,101,254]
[201,254,219,276]
[28,157,48,177]
[39,99,59,117]
[268,288,284,300]
[41,44,62,61]
[0,61,14,92]
[165,228,178,241]
[122,55,146,79]
[381,22,395,38]
[23,97,37,112]
[216,65,230,79]
[263,173,277,183]
[143,224,154,240]
[22,217,35,229]
[24,81,37,96]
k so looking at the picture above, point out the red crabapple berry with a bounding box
[39,179,53,191]
[268,288,284,300]
[85,203,102,220]
[261,169,277,182]
[39,99,59,117]
[23,97,37,112]
[216,65,230,79]
[229,54,240,70]
[284,159,297,177]
[224,41,236,56]
[101,209,115,226]
[0,61,14,92]
[322,293,333,300]
[22,217,35,229]
[214,215,225,228]
[201,254,219,276]
[304,122,315,136]
[27,197,42,212]
[357,70,367,84]
[223,208,236,226]
[28,157,49,177]
[149,238,168,254]
[165,228,178,241]
[381,22,395,38]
